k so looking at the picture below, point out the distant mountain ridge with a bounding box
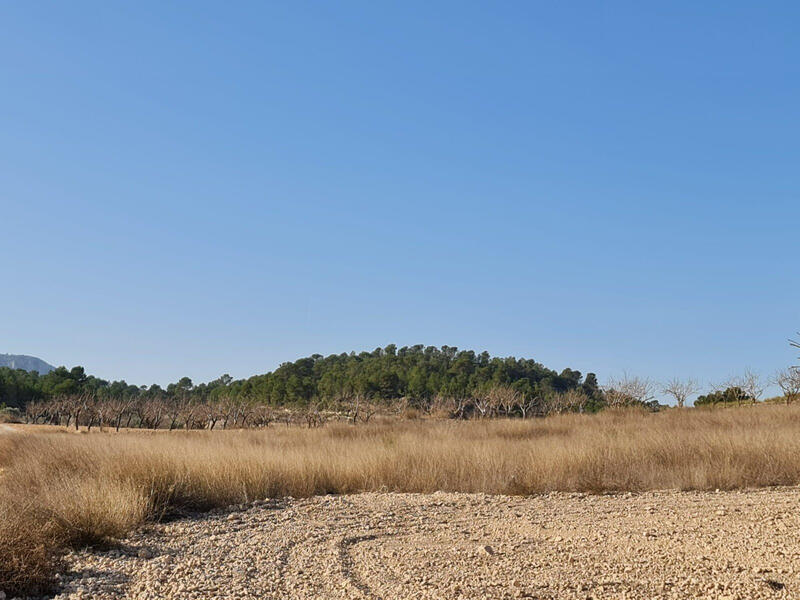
[0,354,55,374]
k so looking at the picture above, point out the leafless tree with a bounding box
[662,377,701,408]
[604,375,656,408]
[540,389,589,416]
[52,396,72,427]
[472,390,498,418]
[303,401,326,428]
[201,399,224,430]
[774,368,800,405]
[38,398,57,425]
[82,395,100,431]
[342,394,369,424]
[140,397,164,429]
[539,392,563,416]
[180,398,200,430]
[166,396,187,431]
[359,401,379,424]
[123,399,138,428]
[250,404,274,428]
[518,394,540,419]
[487,386,521,417]
[278,408,295,427]
[106,396,135,432]
[71,394,89,430]
[228,396,253,428]
[24,400,46,424]
[562,389,590,413]
[452,396,471,419]
[728,369,764,405]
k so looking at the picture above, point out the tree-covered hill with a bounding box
[230,345,598,405]
[0,345,599,409]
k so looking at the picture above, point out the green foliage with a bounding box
[0,345,599,410]
[234,345,595,406]
[695,387,753,407]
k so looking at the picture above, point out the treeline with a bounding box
[1,345,605,410]
[6,345,799,425]
[23,384,608,430]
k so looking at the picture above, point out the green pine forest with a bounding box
[0,344,601,410]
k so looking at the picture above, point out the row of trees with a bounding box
[22,385,615,430]
[31,368,789,431]
[584,367,800,409]
[5,343,800,422]
[24,394,278,431]
[1,346,604,410]
[692,367,800,407]
[17,369,800,429]
[611,332,800,408]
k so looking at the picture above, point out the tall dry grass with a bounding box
[4,405,800,594]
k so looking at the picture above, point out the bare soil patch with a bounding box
[53,488,799,599]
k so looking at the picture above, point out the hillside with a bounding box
[1,345,602,410]
[226,345,600,406]
[0,354,54,374]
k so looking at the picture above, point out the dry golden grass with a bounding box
[4,405,800,594]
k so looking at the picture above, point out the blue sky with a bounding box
[2,2,798,396]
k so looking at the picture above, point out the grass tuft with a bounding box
[4,405,800,595]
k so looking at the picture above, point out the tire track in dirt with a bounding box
[337,534,383,599]
[54,489,800,599]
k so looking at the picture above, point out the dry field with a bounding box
[55,489,799,599]
[3,406,800,597]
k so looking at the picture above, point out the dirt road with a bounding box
[53,489,799,599]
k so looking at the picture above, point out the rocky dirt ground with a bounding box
[50,488,800,600]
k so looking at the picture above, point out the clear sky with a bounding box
[2,2,798,396]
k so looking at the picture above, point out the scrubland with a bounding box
[4,405,800,596]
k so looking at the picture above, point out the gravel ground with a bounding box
[50,488,800,600]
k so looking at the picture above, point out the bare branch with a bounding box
[661,377,701,408]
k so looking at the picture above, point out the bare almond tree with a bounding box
[142,397,165,430]
[181,398,200,430]
[278,408,295,427]
[250,404,274,428]
[342,393,368,424]
[359,402,379,424]
[452,396,471,419]
[540,392,565,416]
[426,395,456,418]
[774,368,800,405]
[107,397,134,432]
[729,369,764,405]
[202,399,224,430]
[24,400,45,424]
[518,394,540,419]
[54,396,73,427]
[484,385,521,417]
[604,375,656,408]
[561,389,590,413]
[662,377,701,408]
[230,396,253,428]
[303,401,325,428]
[540,389,589,416]
[83,395,100,432]
[472,389,499,418]
[166,396,187,431]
